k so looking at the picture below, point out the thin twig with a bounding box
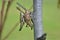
[3,22,20,40]
[1,0,6,24]
[2,0,14,27]
[0,0,6,40]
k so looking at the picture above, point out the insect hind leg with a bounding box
[19,22,24,31]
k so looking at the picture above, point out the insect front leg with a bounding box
[19,13,24,31]
[27,20,33,30]
[19,22,24,31]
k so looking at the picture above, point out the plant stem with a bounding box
[0,0,6,40]
[3,22,19,40]
[33,0,44,40]
[3,0,14,27]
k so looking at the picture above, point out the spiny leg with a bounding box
[17,2,34,30]
[19,12,25,31]
[16,6,25,31]
[19,22,24,31]
[17,2,27,11]
[16,6,24,13]
[29,22,33,30]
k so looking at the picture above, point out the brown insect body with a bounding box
[23,10,33,29]
[17,2,33,31]
[24,10,31,22]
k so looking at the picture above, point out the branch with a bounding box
[2,0,14,27]
[0,0,6,40]
[33,0,47,40]
[1,0,6,24]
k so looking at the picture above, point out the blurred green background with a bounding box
[0,0,60,40]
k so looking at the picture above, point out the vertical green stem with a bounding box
[0,0,6,40]
[3,0,13,27]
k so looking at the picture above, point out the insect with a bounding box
[16,2,33,31]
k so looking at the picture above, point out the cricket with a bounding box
[0,0,60,40]
[16,2,34,31]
